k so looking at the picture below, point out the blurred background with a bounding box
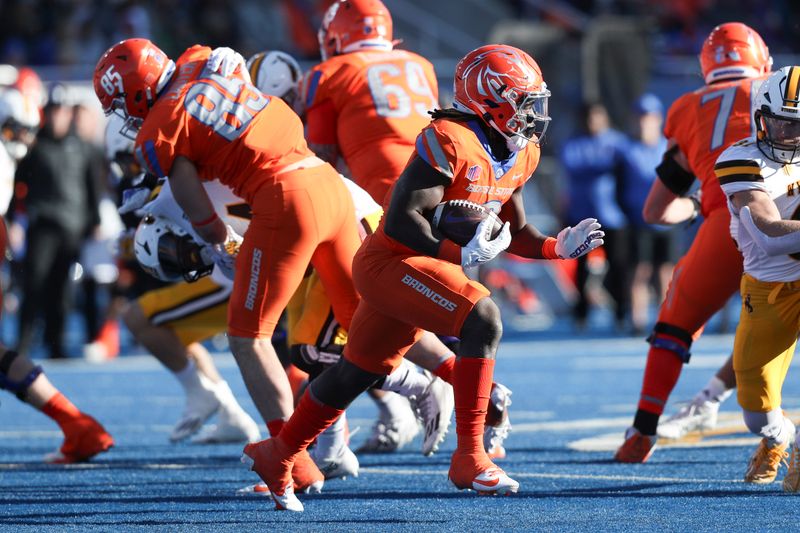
[0,0,793,359]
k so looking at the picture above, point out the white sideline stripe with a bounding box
[0,462,193,470]
[567,432,761,452]
[0,430,62,438]
[499,333,735,359]
[513,409,756,434]
[359,467,742,484]
[513,416,631,432]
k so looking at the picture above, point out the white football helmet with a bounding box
[104,113,133,161]
[134,214,213,282]
[246,50,302,110]
[0,87,40,160]
[755,66,800,164]
[105,113,140,183]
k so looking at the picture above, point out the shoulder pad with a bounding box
[714,140,764,185]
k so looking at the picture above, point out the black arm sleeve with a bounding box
[656,145,696,197]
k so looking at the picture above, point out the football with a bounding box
[430,199,503,246]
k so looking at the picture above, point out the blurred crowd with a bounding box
[0,1,798,67]
[0,1,770,359]
[557,94,679,334]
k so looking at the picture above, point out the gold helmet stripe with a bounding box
[248,52,267,85]
[784,66,800,108]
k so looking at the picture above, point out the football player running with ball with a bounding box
[615,23,773,462]
[716,66,800,489]
[93,39,363,494]
[303,0,514,460]
[247,45,603,512]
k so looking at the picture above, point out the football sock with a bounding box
[432,356,456,384]
[380,359,431,398]
[696,375,733,404]
[41,392,81,432]
[316,412,347,457]
[633,409,660,437]
[744,408,795,447]
[267,419,285,437]
[285,364,308,404]
[173,360,203,392]
[278,390,343,457]
[373,390,410,421]
[453,357,494,455]
[637,343,684,418]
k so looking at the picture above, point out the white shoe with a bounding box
[270,482,304,512]
[191,417,261,444]
[356,398,420,453]
[472,467,520,494]
[310,444,359,480]
[484,383,512,459]
[192,382,262,444]
[657,398,720,440]
[170,373,220,442]
[410,376,453,456]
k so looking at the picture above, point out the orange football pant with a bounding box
[227,165,361,339]
[343,237,490,375]
[638,207,743,415]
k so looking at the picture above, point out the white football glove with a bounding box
[207,47,251,82]
[118,187,152,215]
[554,218,605,259]
[200,225,243,280]
[461,217,512,269]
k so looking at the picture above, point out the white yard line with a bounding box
[359,467,742,484]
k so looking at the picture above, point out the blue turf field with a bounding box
[2,326,798,531]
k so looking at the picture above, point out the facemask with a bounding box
[506,136,528,152]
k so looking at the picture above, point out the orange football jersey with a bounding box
[301,49,438,203]
[135,46,314,204]
[374,118,540,255]
[663,75,767,214]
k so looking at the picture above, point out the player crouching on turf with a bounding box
[107,117,261,445]
[716,66,800,491]
[245,44,604,512]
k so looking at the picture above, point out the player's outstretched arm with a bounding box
[500,188,603,260]
[502,188,552,258]
[384,156,451,257]
[734,189,800,256]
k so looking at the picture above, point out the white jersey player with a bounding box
[715,66,800,490]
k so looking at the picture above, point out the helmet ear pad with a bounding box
[754,110,766,140]
[134,214,213,282]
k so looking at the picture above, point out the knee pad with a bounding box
[647,322,693,363]
[310,358,384,409]
[291,344,342,380]
[438,335,460,354]
[742,408,793,443]
[0,350,43,400]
